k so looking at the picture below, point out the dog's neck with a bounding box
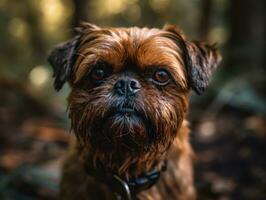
[79,141,169,180]
[67,120,191,200]
[76,120,189,179]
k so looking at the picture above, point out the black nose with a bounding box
[114,77,141,96]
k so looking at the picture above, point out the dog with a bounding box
[48,22,221,200]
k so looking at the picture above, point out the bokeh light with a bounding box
[29,65,51,87]
[39,0,73,33]
[8,18,29,40]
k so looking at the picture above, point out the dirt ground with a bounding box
[0,81,265,200]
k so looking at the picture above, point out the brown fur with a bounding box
[48,23,221,200]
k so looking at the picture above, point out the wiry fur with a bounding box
[48,23,221,200]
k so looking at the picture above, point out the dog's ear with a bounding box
[48,22,100,91]
[163,25,222,95]
[184,40,222,95]
[48,36,80,91]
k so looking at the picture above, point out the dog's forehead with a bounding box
[74,27,186,85]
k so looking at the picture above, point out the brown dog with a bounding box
[48,23,221,200]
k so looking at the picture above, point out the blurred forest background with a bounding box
[0,0,265,199]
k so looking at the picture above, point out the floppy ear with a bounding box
[163,25,222,95]
[48,36,80,91]
[48,22,100,91]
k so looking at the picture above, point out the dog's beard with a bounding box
[90,103,157,152]
[69,87,183,154]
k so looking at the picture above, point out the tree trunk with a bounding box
[198,0,213,40]
[227,0,264,71]
[72,0,89,29]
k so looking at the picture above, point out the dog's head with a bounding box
[48,23,221,154]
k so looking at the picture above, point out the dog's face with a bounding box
[48,23,221,154]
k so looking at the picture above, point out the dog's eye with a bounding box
[152,69,170,85]
[91,67,105,81]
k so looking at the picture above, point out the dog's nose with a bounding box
[114,77,141,96]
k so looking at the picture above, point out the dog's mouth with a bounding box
[117,107,138,117]
[102,105,151,135]
[107,106,145,120]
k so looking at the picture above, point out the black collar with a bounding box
[84,161,167,200]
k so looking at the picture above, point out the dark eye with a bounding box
[91,67,105,81]
[152,69,170,85]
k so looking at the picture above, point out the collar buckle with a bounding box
[108,175,132,200]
